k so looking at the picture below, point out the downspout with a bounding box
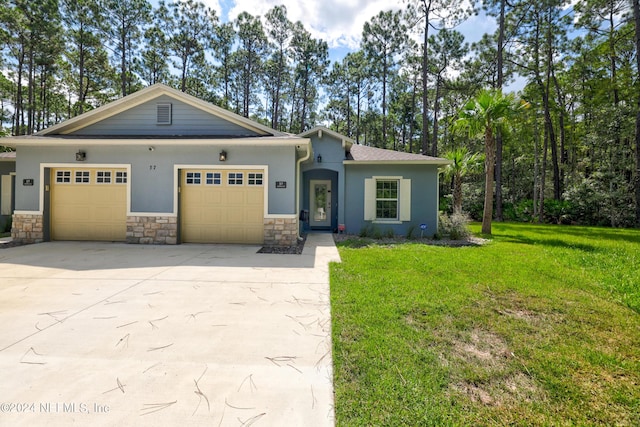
[296,140,311,239]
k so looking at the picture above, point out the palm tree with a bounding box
[443,148,483,215]
[455,89,524,235]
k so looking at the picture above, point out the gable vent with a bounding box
[157,103,172,125]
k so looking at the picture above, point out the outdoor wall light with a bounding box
[317,154,322,163]
[75,151,86,161]
[219,150,227,162]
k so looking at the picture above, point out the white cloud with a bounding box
[200,0,403,49]
[196,0,494,57]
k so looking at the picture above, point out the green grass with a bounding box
[330,222,640,426]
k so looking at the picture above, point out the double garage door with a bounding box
[180,169,264,244]
[50,167,265,244]
[50,167,128,241]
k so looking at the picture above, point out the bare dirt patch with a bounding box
[447,328,545,407]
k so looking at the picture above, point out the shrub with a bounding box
[359,224,372,238]
[406,224,416,239]
[439,212,471,240]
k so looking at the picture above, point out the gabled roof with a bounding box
[298,126,354,150]
[36,83,289,138]
[345,144,450,165]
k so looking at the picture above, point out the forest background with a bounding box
[2,0,640,228]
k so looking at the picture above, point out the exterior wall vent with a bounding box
[157,103,172,125]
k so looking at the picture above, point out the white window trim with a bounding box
[228,172,244,186]
[55,170,72,184]
[205,172,222,186]
[115,171,127,184]
[185,171,202,185]
[74,170,91,184]
[247,172,263,186]
[96,170,112,184]
[364,176,411,223]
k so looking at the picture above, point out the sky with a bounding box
[157,0,497,61]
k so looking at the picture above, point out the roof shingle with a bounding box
[347,144,449,163]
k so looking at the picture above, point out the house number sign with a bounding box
[276,181,286,189]
[23,179,34,186]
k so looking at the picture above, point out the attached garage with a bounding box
[180,168,265,244]
[50,167,127,241]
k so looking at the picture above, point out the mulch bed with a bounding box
[332,233,489,247]
[258,234,307,255]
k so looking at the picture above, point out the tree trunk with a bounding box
[552,70,567,196]
[482,126,495,234]
[121,18,127,96]
[421,5,431,155]
[495,0,506,221]
[382,55,388,147]
[431,74,441,157]
[453,173,462,214]
[539,120,549,223]
[409,72,417,152]
[27,42,34,134]
[634,0,640,226]
[544,17,561,201]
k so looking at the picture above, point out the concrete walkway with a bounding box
[0,234,340,426]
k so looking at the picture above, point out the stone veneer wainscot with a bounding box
[126,216,178,244]
[263,217,298,247]
[11,213,44,243]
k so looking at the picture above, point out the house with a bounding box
[6,84,449,246]
[0,151,16,232]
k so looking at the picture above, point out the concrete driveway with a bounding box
[0,234,340,426]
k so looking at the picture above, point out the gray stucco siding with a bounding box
[344,164,440,237]
[14,144,297,216]
[76,95,262,137]
[300,133,347,226]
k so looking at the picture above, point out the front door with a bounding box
[310,179,331,228]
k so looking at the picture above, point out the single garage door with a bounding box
[181,169,264,244]
[50,168,127,241]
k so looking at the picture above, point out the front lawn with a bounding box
[330,222,640,426]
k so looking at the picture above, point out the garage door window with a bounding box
[186,172,201,185]
[228,172,243,185]
[97,171,112,184]
[248,173,263,186]
[206,172,221,185]
[75,171,90,184]
[115,171,127,184]
[56,170,71,183]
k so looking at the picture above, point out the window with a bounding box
[115,171,127,184]
[376,180,398,220]
[56,170,71,183]
[364,177,411,222]
[75,170,90,183]
[206,172,221,185]
[186,172,201,185]
[96,171,112,184]
[247,173,263,185]
[228,172,243,185]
